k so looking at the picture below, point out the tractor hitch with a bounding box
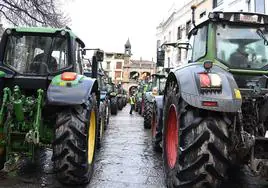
[250,137,268,178]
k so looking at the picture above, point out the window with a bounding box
[213,0,223,8]
[192,26,208,61]
[116,62,122,69]
[75,42,83,74]
[51,38,68,71]
[168,31,171,42]
[4,35,69,75]
[115,71,121,78]
[186,21,191,36]
[177,26,182,40]
[255,0,265,13]
[106,61,111,69]
[200,11,206,18]
[216,24,268,70]
[177,48,181,62]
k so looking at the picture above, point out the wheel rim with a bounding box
[88,110,96,164]
[165,104,178,169]
[151,110,157,138]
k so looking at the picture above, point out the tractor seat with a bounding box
[31,53,58,74]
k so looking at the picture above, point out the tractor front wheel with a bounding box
[144,98,153,129]
[52,96,97,185]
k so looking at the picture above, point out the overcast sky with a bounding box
[64,0,177,61]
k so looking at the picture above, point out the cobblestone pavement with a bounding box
[0,105,268,188]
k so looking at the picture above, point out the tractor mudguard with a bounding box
[47,74,98,105]
[170,63,242,112]
[145,92,154,103]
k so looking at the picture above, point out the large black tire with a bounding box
[52,96,98,185]
[97,104,105,149]
[110,97,118,115]
[151,102,162,152]
[163,81,232,188]
[118,98,123,110]
[143,97,153,129]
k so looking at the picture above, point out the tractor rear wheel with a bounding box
[163,82,232,188]
[52,96,97,185]
[118,98,123,110]
[144,98,153,129]
[110,97,118,115]
[104,104,110,130]
[97,111,105,149]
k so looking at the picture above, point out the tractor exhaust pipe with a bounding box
[91,55,98,79]
[191,5,197,28]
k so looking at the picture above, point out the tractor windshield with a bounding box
[216,25,268,70]
[4,34,69,75]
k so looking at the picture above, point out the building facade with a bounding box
[102,39,156,92]
[156,0,268,68]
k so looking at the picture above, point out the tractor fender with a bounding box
[47,75,98,105]
[145,92,154,103]
[168,63,242,112]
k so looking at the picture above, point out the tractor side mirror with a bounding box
[157,49,165,67]
[95,50,104,62]
[82,49,86,55]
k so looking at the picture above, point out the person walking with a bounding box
[129,94,135,115]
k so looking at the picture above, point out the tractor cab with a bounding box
[187,11,268,89]
[151,73,166,95]
[0,27,85,91]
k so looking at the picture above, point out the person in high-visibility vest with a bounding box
[129,94,136,115]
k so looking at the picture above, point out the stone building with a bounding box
[102,39,156,92]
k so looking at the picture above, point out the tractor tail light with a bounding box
[199,73,211,88]
[61,72,77,81]
[198,73,222,90]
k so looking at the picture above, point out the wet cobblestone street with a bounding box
[0,105,268,188]
[89,105,165,188]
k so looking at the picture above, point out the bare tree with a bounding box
[0,0,70,27]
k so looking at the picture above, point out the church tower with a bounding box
[123,38,132,84]
[124,38,131,57]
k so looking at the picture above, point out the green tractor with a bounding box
[107,79,118,115]
[0,27,101,185]
[161,7,268,187]
[143,73,166,129]
[83,49,109,148]
[135,81,151,115]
